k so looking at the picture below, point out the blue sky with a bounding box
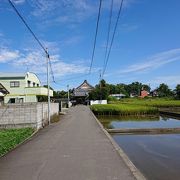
[0,0,180,90]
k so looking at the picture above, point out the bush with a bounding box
[107,96,118,102]
[50,113,60,123]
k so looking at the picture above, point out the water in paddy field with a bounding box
[113,134,180,180]
[98,116,180,129]
[97,115,180,179]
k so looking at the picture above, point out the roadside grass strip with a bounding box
[0,128,34,156]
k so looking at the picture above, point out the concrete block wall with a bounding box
[36,103,59,129]
[0,103,59,129]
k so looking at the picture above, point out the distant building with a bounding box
[130,93,138,98]
[140,90,149,98]
[150,89,159,97]
[72,80,94,105]
[109,94,126,100]
[0,72,53,103]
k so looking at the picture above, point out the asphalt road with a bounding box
[0,105,135,180]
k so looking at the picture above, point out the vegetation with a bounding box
[88,80,179,100]
[112,98,180,108]
[91,104,158,116]
[53,80,180,101]
[175,84,180,99]
[91,98,180,116]
[0,128,34,156]
[50,113,60,123]
[156,83,173,97]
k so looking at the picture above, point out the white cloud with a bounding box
[0,48,20,62]
[120,48,180,74]
[13,0,25,4]
[28,0,96,22]
[12,50,89,79]
[59,36,82,46]
[26,0,137,25]
[146,75,180,88]
[120,23,139,32]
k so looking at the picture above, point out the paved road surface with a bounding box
[0,105,135,180]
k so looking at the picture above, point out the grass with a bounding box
[110,98,180,108]
[90,104,158,116]
[0,128,34,156]
[50,113,60,123]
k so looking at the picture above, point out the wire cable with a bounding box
[8,0,47,54]
[103,0,114,70]
[102,0,124,77]
[89,0,102,74]
[8,0,56,82]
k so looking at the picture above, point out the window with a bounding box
[37,84,39,87]
[27,80,31,87]
[33,82,36,87]
[10,81,20,88]
[8,98,15,103]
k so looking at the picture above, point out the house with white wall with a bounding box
[0,72,53,103]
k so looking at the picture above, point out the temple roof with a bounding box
[76,80,94,91]
[73,80,94,97]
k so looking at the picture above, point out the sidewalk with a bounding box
[0,105,136,180]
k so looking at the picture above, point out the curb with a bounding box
[0,128,39,158]
[89,108,146,180]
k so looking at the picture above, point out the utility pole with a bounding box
[67,84,69,108]
[99,70,102,104]
[46,49,50,125]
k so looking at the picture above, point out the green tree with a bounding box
[53,90,68,98]
[89,79,109,100]
[116,83,129,97]
[157,83,172,97]
[175,84,180,99]
[142,84,151,92]
[126,82,142,96]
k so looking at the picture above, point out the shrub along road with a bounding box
[0,105,137,180]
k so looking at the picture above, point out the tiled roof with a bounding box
[0,83,9,95]
[76,80,94,90]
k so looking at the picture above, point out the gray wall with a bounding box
[0,103,59,129]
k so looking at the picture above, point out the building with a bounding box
[109,94,126,100]
[72,80,94,105]
[0,72,53,103]
[150,89,159,97]
[140,90,149,98]
[0,83,9,105]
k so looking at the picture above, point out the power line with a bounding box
[52,73,89,84]
[8,0,55,82]
[89,0,102,74]
[8,0,47,54]
[103,0,114,70]
[102,0,124,77]
[8,0,54,124]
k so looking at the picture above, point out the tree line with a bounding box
[53,80,180,100]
